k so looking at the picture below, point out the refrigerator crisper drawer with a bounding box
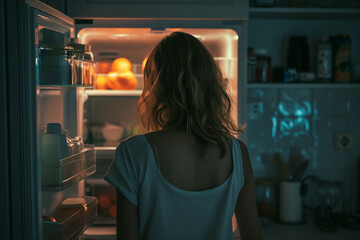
[42,145,96,191]
[85,178,116,225]
[43,196,97,240]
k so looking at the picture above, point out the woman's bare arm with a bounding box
[235,140,262,240]
[116,189,139,240]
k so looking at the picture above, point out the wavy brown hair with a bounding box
[137,32,242,157]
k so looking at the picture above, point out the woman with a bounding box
[105,32,262,240]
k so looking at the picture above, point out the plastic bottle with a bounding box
[317,36,333,82]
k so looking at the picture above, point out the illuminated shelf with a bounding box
[249,7,360,19]
[85,89,142,96]
[247,83,360,89]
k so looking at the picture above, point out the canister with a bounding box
[330,34,352,82]
[255,49,271,83]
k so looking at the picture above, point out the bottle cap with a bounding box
[46,123,62,134]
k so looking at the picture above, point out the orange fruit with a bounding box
[95,75,108,89]
[117,71,137,90]
[97,62,111,74]
[109,204,116,218]
[106,71,137,90]
[111,57,132,73]
[98,193,112,209]
[142,56,148,73]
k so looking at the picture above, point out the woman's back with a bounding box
[105,133,244,240]
[144,129,233,191]
[104,32,262,240]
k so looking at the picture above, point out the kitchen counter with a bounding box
[258,217,360,240]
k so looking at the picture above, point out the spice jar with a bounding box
[255,49,271,83]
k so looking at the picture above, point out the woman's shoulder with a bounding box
[116,134,148,152]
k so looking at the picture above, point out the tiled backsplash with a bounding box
[247,86,360,211]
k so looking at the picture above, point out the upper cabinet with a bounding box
[66,0,248,19]
[247,1,360,84]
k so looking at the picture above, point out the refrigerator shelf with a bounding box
[43,196,98,240]
[85,89,142,96]
[39,84,94,88]
[42,145,96,191]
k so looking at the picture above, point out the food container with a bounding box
[43,196,97,240]
[330,34,352,83]
[102,123,124,142]
[37,45,74,85]
[68,40,95,86]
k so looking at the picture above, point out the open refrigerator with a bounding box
[27,0,248,239]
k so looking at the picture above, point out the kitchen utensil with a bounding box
[291,159,309,182]
[275,153,290,181]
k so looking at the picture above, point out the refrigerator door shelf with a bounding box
[42,196,97,240]
[42,145,96,191]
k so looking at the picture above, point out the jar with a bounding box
[68,40,95,86]
[330,34,352,82]
[255,49,271,83]
[247,47,257,83]
[317,36,333,82]
[38,44,74,85]
[255,179,278,219]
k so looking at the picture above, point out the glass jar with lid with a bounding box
[68,39,95,86]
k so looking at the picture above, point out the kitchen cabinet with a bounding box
[248,6,360,82]
[66,0,248,19]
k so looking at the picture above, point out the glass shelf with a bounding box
[85,89,142,96]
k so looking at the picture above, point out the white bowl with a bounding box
[102,125,124,142]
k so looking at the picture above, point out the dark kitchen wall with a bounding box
[247,86,360,211]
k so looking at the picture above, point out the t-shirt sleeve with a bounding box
[104,141,139,206]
